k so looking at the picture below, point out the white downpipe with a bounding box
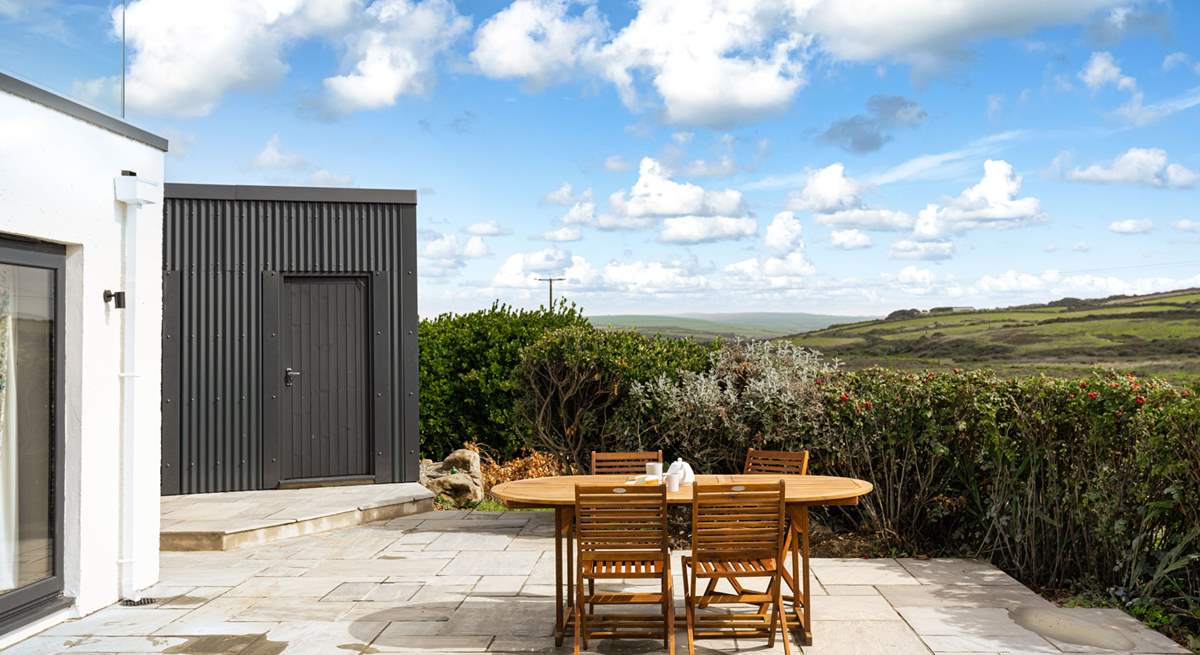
[114,172,155,601]
[119,199,138,601]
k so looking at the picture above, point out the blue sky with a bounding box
[3,0,1200,317]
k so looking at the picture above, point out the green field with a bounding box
[588,312,874,340]
[785,288,1200,383]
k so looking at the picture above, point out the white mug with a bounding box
[665,472,682,492]
[646,461,663,480]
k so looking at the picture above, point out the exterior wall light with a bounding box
[104,289,127,308]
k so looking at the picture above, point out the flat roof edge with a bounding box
[165,183,417,205]
[0,72,169,152]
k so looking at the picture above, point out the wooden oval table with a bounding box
[492,474,873,647]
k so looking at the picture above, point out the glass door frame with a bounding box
[0,236,66,629]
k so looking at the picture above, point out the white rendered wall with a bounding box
[0,88,164,625]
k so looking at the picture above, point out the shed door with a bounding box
[277,276,372,482]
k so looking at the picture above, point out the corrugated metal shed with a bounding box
[161,184,418,495]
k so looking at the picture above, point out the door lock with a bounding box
[284,368,301,387]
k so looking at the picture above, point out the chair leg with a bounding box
[573,573,583,655]
[775,572,793,655]
[766,575,778,648]
[588,578,595,615]
[664,569,676,653]
[685,569,696,655]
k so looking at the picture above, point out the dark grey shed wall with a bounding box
[162,184,418,495]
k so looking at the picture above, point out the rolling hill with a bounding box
[785,288,1200,382]
[588,312,874,340]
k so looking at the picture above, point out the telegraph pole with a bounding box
[536,277,565,310]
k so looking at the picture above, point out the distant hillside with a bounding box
[786,288,1200,382]
[589,312,873,340]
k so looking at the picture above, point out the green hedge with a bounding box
[417,302,588,459]
[515,336,1199,645]
[814,369,1199,643]
[514,325,714,471]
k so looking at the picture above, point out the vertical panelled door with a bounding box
[278,276,372,482]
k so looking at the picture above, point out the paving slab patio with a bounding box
[3,509,1188,654]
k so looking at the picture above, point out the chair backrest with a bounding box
[591,450,663,475]
[744,448,810,476]
[574,483,669,560]
[691,481,786,562]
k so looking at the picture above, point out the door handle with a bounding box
[284,368,301,387]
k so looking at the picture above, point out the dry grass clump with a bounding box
[463,442,565,491]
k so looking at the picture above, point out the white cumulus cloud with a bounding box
[420,230,492,276]
[891,239,954,260]
[470,0,606,87]
[321,0,470,115]
[913,159,1045,239]
[601,260,708,294]
[815,208,914,231]
[1108,218,1152,234]
[787,163,863,213]
[788,163,914,231]
[542,225,582,242]
[98,0,360,117]
[1174,219,1199,232]
[249,134,353,186]
[724,252,816,282]
[609,158,743,218]
[251,134,309,171]
[598,1,808,126]
[561,200,596,225]
[543,182,578,205]
[491,247,572,287]
[725,211,815,283]
[1078,51,1136,92]
[465,220,512,236]
[806,0,1125,65]
[830,229,872,249]
[659,216,757,244]
[1068,148,1198,189]
[764,211,804,253]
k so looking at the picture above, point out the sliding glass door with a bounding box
[0,237,64,628]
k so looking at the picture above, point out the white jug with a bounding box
[667,458,695,484]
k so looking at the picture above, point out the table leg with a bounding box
[790,506,813,646]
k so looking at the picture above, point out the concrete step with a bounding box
[160,482,434,551]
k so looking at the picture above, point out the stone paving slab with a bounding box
[3,508,1189,655]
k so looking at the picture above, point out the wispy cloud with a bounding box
[870,131,1026,186]
[1117,86,1200,126]
[743,131,1026,192]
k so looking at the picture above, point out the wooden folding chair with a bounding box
[682,481,791,655]
[744,448,810,475]
[590,450,663,475]
[573,483,675,655]
[700,449,810,608]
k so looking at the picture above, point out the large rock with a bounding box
[420,449,484,507]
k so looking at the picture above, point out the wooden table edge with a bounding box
[491,475,873,508]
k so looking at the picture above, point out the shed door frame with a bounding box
[262,271,392,488]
